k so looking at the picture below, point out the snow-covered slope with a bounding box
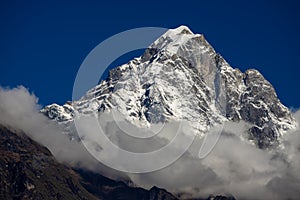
[41,25,297,148]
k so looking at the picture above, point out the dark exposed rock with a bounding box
[142,48,159,62]
[0,125,98,200]
[76,169,178,200]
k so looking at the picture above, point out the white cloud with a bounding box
[1,86,300,199]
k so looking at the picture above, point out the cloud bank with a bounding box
[0,86,300,199]
[0,86,109,174]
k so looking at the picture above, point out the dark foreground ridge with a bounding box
[0,125,235,200]
[0,125,97,200]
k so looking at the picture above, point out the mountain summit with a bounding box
[42,25,297,148]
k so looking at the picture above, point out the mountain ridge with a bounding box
[41,25,297,148]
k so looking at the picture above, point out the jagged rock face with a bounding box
[41,25,297,148]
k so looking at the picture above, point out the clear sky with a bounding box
[1,0,299,109]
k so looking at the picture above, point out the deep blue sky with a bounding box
[1,0,299,109]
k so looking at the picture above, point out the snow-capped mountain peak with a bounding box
[150,25,201,54]
[41,25,297,148]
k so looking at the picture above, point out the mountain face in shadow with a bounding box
[0,125,98,200]
[76,168,177,200]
